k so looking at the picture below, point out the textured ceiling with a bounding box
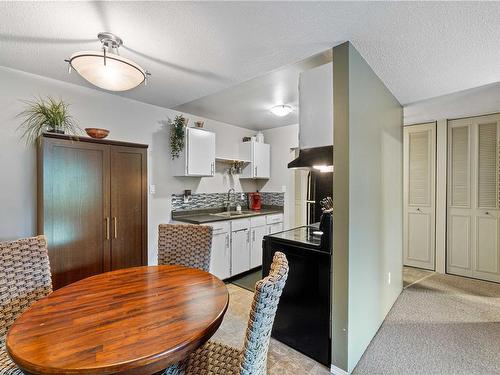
[1,1,500,123]
[174,51,332,130]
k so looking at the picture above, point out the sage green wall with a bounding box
[332,42,403,373]
[332,42,349,372]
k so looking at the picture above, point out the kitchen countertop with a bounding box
[172,206,284,224]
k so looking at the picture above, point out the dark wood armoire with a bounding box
[37,133,148,289]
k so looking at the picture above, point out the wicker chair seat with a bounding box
[0,236,52,375]
[0,350,22,375]
[164,341,242,375]
[158,224,213,272]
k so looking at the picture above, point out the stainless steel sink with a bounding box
[210,211,258,218]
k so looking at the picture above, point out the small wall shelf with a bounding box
[215,157,251,164]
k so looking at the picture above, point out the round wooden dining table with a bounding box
[6,265,229,375]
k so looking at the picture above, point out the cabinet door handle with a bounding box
[252,230,255,242]
[113,217,117,239]
[254,166,258,176]
[105,217,110,240]
[211,162,215,175]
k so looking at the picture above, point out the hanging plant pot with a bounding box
[168,115,188,159]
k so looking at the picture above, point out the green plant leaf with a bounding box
[169,115,187,159]
[16,96,82,145]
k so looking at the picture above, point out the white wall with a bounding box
[258,124,299,229]
[332,42,403,373]
[404,80,500,125]
[0,66,257,263]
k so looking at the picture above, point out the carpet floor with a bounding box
[353,271,500,374]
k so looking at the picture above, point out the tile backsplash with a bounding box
[260,192,285,206]
[172,192,284,211]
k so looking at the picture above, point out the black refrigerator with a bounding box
[306,171,333,224]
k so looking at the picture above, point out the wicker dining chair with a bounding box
[164,251,289,375]
[158,224,213,272]
[0,235,52,375]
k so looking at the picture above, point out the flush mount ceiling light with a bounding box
[66,32,150,92]
[270,104,293,117]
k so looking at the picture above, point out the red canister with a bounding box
[248,192,262,211]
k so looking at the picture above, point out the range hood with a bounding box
[288,61,333,171]
[288,145,333,170]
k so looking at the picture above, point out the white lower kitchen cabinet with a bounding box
[250,216,267,268]
[268,222,283,234]
[194,213,283,280]
[267,213,284,235]
[231,218,251,276]
[206,222,231,280]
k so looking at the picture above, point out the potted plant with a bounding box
[168,115,188,159]
[17,96,81,145]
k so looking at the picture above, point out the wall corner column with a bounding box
[435,119,447,274]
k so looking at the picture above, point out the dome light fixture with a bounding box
[66,32,150,92]
[270,104,293,117]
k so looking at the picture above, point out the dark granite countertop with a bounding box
[172,205,284,224]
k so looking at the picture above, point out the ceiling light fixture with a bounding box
[270,104,293,117]
[65,32,150,92]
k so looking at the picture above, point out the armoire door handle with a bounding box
[113,217,117,239]
[105,217,110,240]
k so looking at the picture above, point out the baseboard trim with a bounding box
[330,364,348,375]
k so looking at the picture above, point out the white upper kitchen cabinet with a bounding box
[299,62,334,149]
[240,141,270,179]
[173,127,215,177]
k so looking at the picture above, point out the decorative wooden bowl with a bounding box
[85,128,110,139]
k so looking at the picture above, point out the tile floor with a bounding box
[211,284,331,375]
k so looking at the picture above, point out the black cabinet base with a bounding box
[263,236,332,367]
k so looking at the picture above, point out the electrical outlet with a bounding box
[149,184,156,194]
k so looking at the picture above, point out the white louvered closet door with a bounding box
[447,115,500,283]
[404,123,436,270]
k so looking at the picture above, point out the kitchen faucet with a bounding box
[226,188,235,212]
